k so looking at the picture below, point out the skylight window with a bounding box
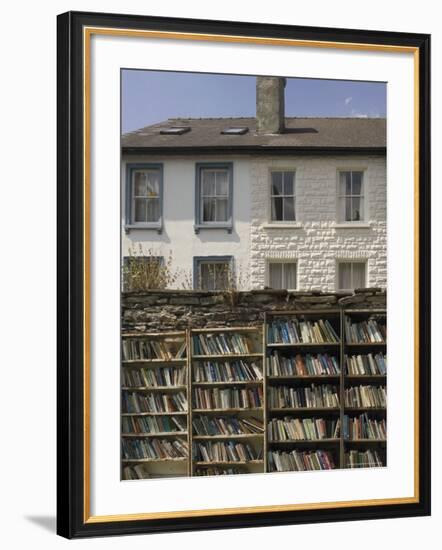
[159,126,191,135]
[221,127,249,135]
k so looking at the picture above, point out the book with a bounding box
[122,336,187,361]
[122,438,189,460]
[194,466,244,476]
[344,385,387,408]
[193,387,263,410]
[122,415,187,434]
[268,450,336,472]
[268,417,340,441]
[122,366,186,388]
[268,318,339,344]
[344,318,386,344]
[192,333,254,356]
[122,391,188,413]
[268,384,340,409]
[344,449,384,468]
[122,464,151,480]
[343,414,386,440]
[267,352,340,376]
[193,441,260,462]
[192,415,264,436]
[345,353,387,375]
[193,359,263,383]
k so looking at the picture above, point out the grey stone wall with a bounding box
[122,288,386,333]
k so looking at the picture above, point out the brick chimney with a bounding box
[256,76,286,134]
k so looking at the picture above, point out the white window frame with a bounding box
[266,260,298,290]
[336,168,367,224]
[336,260,368,291]
[269,169,297,224]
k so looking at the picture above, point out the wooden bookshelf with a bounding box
[121,331,189,480]
[343,309,387,469]
[121,308,386,479]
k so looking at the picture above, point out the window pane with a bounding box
[345,197,352,221]
[134,172,147,196]
[203,198,216,221]
[284,263,297,289]
[271,172,283,196]
[339,263,352,289]
[146,198,160,222]
[215,171,228,196]
[146,173,159,197]
[216,198,228,222]
[202,171,216,196]
[271,197,283,221]
[351,196,362,221]
[340,172,351,195]
[353,263,366,288]
[134,198,147,222]
[269,263,283,289]
[283,197,295,221]
[214,263,229,290]
[283,172,294,195]
[200,264,213,290]
[351,172,363,195]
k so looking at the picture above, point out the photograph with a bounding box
[120,70,388,480]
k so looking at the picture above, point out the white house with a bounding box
[121,77,386,293]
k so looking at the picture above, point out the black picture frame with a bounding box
[57,10,431,539]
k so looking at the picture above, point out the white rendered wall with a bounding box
[121,155,252,289]
[249,155,387,291]
[122,154,386,291]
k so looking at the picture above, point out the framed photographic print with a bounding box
[57,10,431,539]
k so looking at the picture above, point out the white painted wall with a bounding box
[121,155,252,289]
[122,154,386,291]
[249,155,387,290]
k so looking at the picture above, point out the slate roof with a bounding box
[122,117,386,153]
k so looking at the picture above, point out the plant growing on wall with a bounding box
[122,244,180,291]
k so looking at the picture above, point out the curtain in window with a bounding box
[201,170,229,222]
[133,170,160,222]
[199,262,229,290]
[352,262,366,288]
[269,263,297,289]
[338,262,366,289]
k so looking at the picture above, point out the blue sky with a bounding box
[122,70,386,134]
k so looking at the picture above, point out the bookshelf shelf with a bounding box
[194,460,264,466]
[192,407,263,414]
[122,411,188,416]
[121,309,386,479]
[192,380,263,387]
[122,458,188,463]
[121,385,187,392]
[269,438,340,444]
[192,353,263,360]
[122,432,188,437]
[193,434,264,440]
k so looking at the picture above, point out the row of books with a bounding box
[267,319,339,345]
[343,414,386,440]
[192,333,253,356]
[122,464,150,480]
[193,360,263,383]
[267,352,340,377]
[268,417,340,441]
[123,391,187,414]
[122,338,186,361]
[344,449,384,468]
[193,387,263,410]
[268,384,340,409]
[193,441,261,462]
[345,353,386,376]
[268,450,335,472]
[122,366,186,388]
[194,467,244,476]
[122,438,188,460]
[344,318,386,344]
[193,415,264,436]
[344,385,387,409]
[122,415,187,434]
